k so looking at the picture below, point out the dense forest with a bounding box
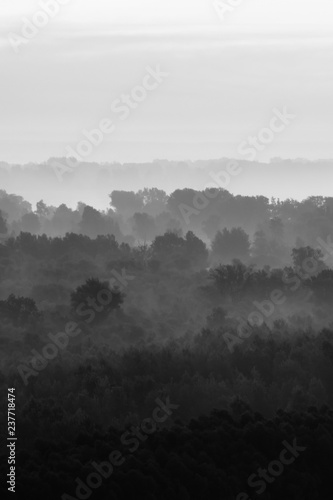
[1,186,333,498]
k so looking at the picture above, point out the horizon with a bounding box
[0,157,332,210]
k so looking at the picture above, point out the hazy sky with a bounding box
[0,0,333,165]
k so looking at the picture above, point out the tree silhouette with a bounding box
[212,227,250,263]
[70,277,124,322]
[292,246,325,274]
[36,200,49,217]
[0,294,40,325]
[131,212,157,243]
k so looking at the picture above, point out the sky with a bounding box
[0,0,332,171]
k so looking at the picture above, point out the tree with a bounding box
[0,210,7,235]
[269,217,284,240]
[0,190,31,222]
[80,206,122,240]
[212,228,250,263]
[131,212,157,243]
[51,203,77,235]
[36,200,49,217]
[185,231,208,268]
[80,206,107,238]
[167,188,199,224]
[76,202,87,215]
[70,278,124,322]
[110,191,144,216]
[151,231,185,262]
[150,230,207,269]
[19,212,41,234]
[210,260,250,299]
[309,269,333,303]
[202,214,221,241]
[137,188,168,216]
[251,229,270,263]
[0,294,40,325]
[155,211,182,235]
[291,246,325,275]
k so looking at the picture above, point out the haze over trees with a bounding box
[1,182,333,499]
